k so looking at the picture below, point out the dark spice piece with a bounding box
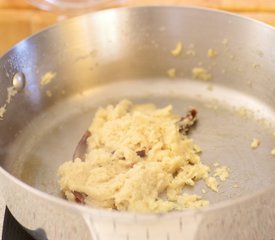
[73,191,88,204]
[178,108,197,134]
[136,149,146,158]
[73,130,91,161]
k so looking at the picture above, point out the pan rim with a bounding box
[1,5,275,220]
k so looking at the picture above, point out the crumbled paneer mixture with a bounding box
[46,90,52,98]
[40,72,56,86]
[171,42,183,56]
[251,138,260,149]
[6,86,18,103]
[192,67,212,81]
[0,106,6,119]
[0,86,18,120]
[271,149,275,156]
[214,166,230,181]
[58,100,225,213]
[207,48,218,58]
[167,68,176,78]
[205,177,219,192]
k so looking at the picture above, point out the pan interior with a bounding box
[5,78,275,206]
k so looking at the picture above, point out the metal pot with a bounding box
[0,6,275,240]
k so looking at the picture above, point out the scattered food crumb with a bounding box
[186,43,196,56]
[206,177,219,192]
[207,48,218,58]
[253,63,261,69]
[40,72,56,86]
[46,90,52,98]
[167,68,176,78]
[171,42,183,56]
[0,106,7,119]
[192,67,212,81]
[207,84,213,91]
[229,54,235,60]
[213,162,220,167]
[222,38,228,45]
[214,166,230,181]
[233,184,239,188]
[6,86,18,103]
[201,189,206,194]
[247,80,252,87]
[0,86,18,120]
[271,149,275,156]
[251,138,260,149]
[237,106,252,118]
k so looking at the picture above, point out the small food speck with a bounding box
[233,184,239,188]
[0,106,7,119]
[207,49,218,58]
[229,54,235,60]
[7,86,18,103]
[167,68,176,78]
[46,90,52,97]
[171,42,183,56]
[251,138,260,149]
[186,43,196,56]
[271,149,275,156]
[192,67,212,81]
[222,38,228,45]
[253,64,261,69]
[237,106,252,118]
[40,72,56,86]
[206,177,219,192]
[0,86,18,120]
[207,84,213,91]
[214,166,230,181]
[201,189,206,194]
[213,162,220,167]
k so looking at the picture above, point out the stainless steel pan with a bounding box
[0,6,275,240]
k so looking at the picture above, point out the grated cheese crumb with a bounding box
[214,166,230,181]
[167,68,176,78]
[40,72,56,86]
[0,106,7,119]
[201,189,206,194]
[222,38,228,45]
[213,162,220,167]
[6,86,18,103]
[207,48,218,58]
[206,177,219,192]
[171,42,183,56]
[251,138,260,149]
[192,67,212,81]
[271,149,275,156]
[46,90,52,98]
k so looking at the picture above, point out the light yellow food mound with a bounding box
[58,99,218,213]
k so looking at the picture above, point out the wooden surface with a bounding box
[0,0,275,54]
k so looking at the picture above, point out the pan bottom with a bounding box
[5,79,275,205]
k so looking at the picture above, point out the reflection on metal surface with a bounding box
[12,72,26,92]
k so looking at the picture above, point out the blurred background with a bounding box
[1,0,275,55]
